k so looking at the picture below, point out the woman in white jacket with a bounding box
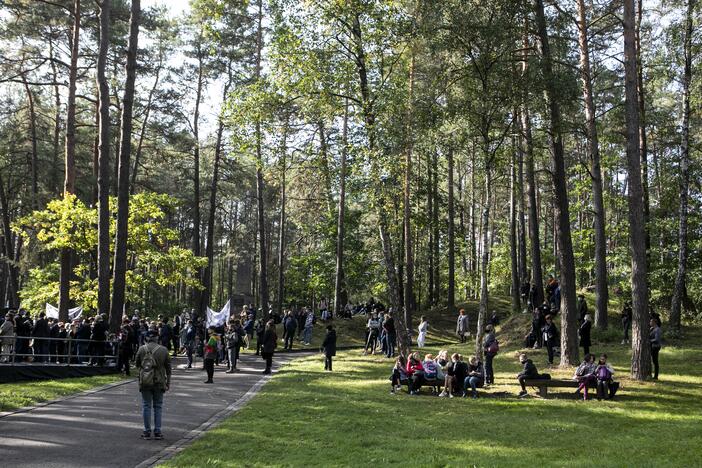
[417,316,428,348]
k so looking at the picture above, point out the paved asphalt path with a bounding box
[0,351,300,468]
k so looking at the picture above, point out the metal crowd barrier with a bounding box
[0,335,121,366]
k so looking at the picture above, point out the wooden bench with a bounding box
[400,377,443,394]
[523,378,596,398]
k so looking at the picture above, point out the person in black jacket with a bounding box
[541,315,558,365]
[225,319,245,373]
[517,353,548,397]
[321,325,337,371]
[577,294,588,324]
[48,318,59,363]
[649,318,662,380]
[32,312,50,363]
[579,314,592,356]
[621,302,633,345]
[75,318,91,363]
[90,315,108,366]
[283,311,297,350]
[261,320,277,374]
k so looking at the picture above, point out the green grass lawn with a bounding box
[0,374,126,412]
[163,325,702,467]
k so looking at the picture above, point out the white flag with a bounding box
[45,304,83,321]
[206,300,231,327]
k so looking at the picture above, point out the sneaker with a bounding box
[141,431,151,440]
[449,392,454,398]
[390,389,396,395]
[518,390,528,398]
[153,432,163,440]
[438,391,448,397]
[225,370,234,374]
[204,380,213,384]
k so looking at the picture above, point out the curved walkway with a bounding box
[0,352,301,468]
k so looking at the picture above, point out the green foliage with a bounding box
[14,193,207,313]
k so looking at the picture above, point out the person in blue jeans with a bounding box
[135,328,172,440]
[463,356,485,398]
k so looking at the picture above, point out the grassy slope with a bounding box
[0,375,125,412]
[164,297,702,467]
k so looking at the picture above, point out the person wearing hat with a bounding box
[135,327,171,440]
[203,327,219,383]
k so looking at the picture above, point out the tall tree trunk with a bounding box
[0,175,18,307]
[254,0,269,314]
[670,0,695,336]
[96,0,111,324]
[447,148,455,316]
[521,26,543,308]
[517,127,528,287]
[576,0,608,329]
[49,36,62,197]
[20,73,39,210]
[427,151,434,306]
[431,150,440,304]
[510,145,520,315]
[636,0,651,262]
[59,0,81,322]
[110,0,141,332]
[276,116,289,316]
[624,0,651,380]
[130,46,163,195]
[404,55,416,329]
[192,40,205,317]
[334,99,349,317]
[534,0,579,366]
[475,163,491,356]
[317,119,334,216]
[349,10,403,350]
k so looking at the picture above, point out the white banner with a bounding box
[45,303,83,321]
[206,300,231,327]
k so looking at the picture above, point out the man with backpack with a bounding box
[135,328,172,441]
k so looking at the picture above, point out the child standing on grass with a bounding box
[417,316,428,348]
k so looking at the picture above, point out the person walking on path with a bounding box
[456,309,469,343]
[283,311,297,350]
[203,327,218,384]
[650,318,662,380]
[135,328,172,440]
[579,314,592,356]
[261,320,277,374]
[321,324,337,371]
[225,320,244,373]
[482,324,498,385]
[181,319,196,368]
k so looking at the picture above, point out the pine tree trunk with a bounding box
[576,0,608,329]
[20,73,39,210]
[0,175,18,307]
[333,99,349,317]
[670,0,695,336]
[427,152,434,306]
[624,0,652,380]
[110,0,141,332]
[60,0,81,323]
[475,164,491,357]
[636,0,651,262]
[254,0,269,314]
[276,116,289,316]
[404,54,416,330]
[192,40,204,316]
[447,148,455,316]
[432,151,440,304]
[510,146,520,315]
[517,130,528,287]
[96,0,111,324]
[49,37,62,197]
[534,0,579,366]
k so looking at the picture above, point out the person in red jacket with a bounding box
[406,352,425,395]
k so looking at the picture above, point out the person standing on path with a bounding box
[321,324,337,371]
[283,311,297,350]
[135,328,172,440]
[456,309,469,343]
[303,310,314,346]
[203,327,218,384]
[225,320,244,373]
[541,315,558,366]
[261,320,277,374]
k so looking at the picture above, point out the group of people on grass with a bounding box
[388,324,498,398]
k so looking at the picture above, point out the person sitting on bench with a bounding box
[595,353,619,400]
[390,355,407,394]
[517,353,548,398]
[406,352,425,395]
[573,353,597,400]
[463,355,485,399]
[439,353,460,398]
[422,354,439,387]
